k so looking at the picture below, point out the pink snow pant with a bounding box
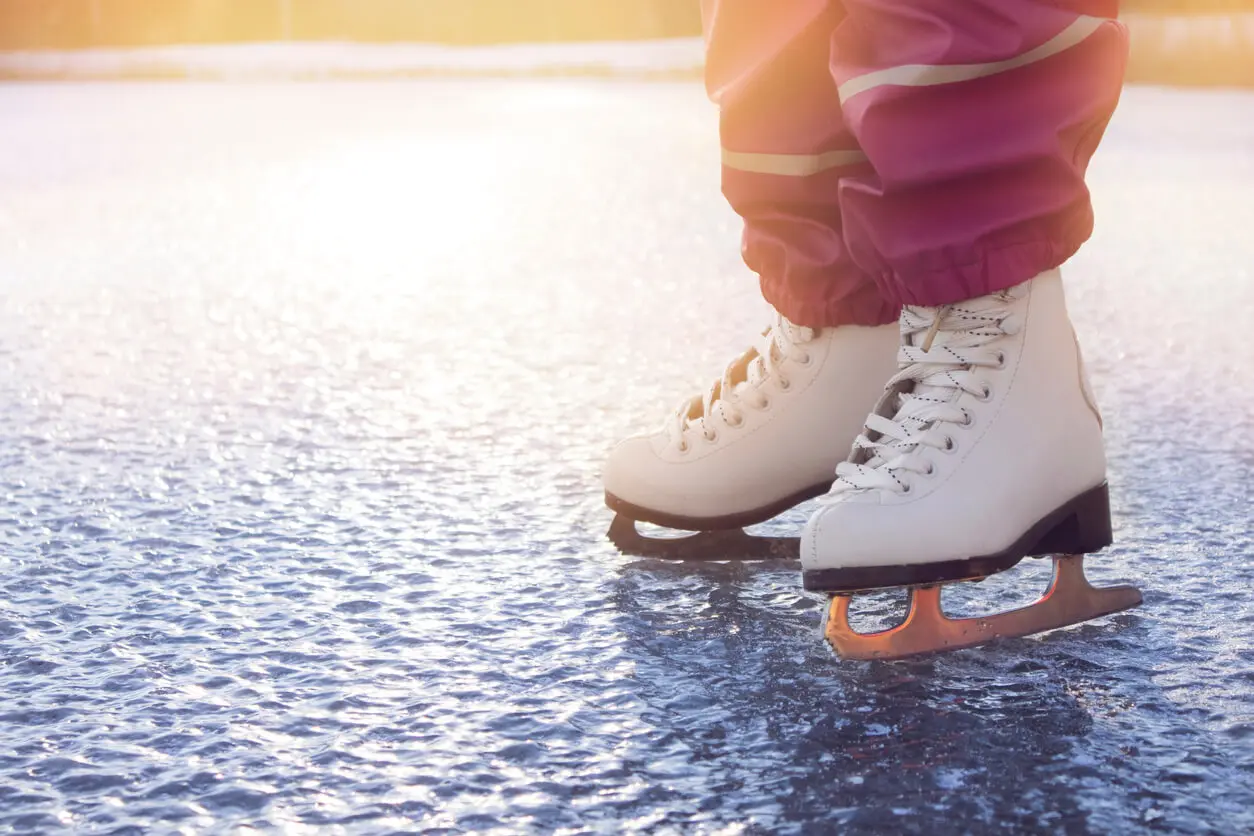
[704,0,1128,328]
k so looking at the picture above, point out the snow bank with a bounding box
[0,38,705,81]
[2,14,1251,85]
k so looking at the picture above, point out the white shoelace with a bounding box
[824,288,1024,497]
[667,314,815,451]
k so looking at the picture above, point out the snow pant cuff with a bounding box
[876,207,1094,308]
[762,269,900,329]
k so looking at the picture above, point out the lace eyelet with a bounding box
[677,440,690,453]
[756,397,772,411]
[943,435,956,453]
[704,430,719,444]
[976,384,992,401]
[900,483,912,495]
[995,352,1006,369]
[727,416,744,429]
[924,463,935,476]
[778,378,791,392]
[797,353,813,366]
[961,410,974,427]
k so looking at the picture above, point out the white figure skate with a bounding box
[605,314,897,560]
[802,270,1141,658]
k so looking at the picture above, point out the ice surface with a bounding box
[0,80,1251,833]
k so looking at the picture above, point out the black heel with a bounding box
[1029,482,1113,557]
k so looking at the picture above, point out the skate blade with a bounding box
[608,514,799,561]
[824,554,1142,661]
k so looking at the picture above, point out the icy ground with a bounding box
[0,81,1251,833]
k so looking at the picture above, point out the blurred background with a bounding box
[0,0,1252,85]
[0,0,702,46]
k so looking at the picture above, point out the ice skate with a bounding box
[605,313,897,560]
[802,270,1141,659]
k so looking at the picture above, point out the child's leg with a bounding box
[602,2,902,537]
[703,0,898,328]
[802,4,1134,633]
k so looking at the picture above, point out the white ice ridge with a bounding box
[0,38,705,81]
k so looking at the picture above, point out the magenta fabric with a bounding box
[703,0,1127,328]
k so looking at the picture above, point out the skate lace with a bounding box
[822,288,1023,497]
[667,313,815,450]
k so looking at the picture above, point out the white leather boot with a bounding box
[604,314,898,531]
[802,269,1111,591]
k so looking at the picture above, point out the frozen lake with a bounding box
[0,80,1252,833]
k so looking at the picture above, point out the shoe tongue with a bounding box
[727,347,759,391]
[902,313,966,411]
[856,308,962,469]
[887,305,958,405]
[733,317,811,394]
[684,315,814,427]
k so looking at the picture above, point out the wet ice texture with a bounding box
[0,82,1252,833]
